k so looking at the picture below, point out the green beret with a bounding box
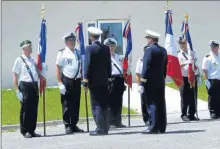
[20,40,32,49]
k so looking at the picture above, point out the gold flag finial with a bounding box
[184,13,188,20]
[41,4,45,19]
[166,0,169,10]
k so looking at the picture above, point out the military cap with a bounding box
[145,30,161,39]
[104,38,117,46]
[209,40,219,47]
[62,32,76,41]
[20,40,32,49]
[177,36,186,43]
[87,27,103,35]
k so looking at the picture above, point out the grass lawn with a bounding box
[2,88,137,126]
[166,81,208,101]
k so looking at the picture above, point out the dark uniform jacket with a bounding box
[84,41,112,88]
[141,43,168,87]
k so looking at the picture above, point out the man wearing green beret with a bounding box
[12,40,46,138]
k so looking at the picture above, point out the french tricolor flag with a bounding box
[37,17,47,96]
[165,10,183,87]
[181,14,197,87]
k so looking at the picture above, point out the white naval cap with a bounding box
[87,27,103,35]
[62,32,76,41]
[104,38,117,46]
[209,40,220,47]
[145,30,161,39]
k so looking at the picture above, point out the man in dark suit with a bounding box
[83,27,112,136]
[138,30,168,134]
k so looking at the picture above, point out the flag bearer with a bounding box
[56,32,84,134]
[136,44,149,126]
[202,40,220,119]
[104,38,126,128]
[139,30,168,134]
[177,36,200,121]
[12,40,45,138]
[82,27,112,136]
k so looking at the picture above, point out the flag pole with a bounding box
[81,20,90,131]
[127,16,131,127]
[41,4,46,136]
[184,13,199,120]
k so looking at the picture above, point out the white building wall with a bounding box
[2,1,220,88]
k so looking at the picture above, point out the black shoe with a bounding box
[31,132,41,137]
[210,113,220,119]
[115,123,126,128]
[188,116,200,121]
[72,126,84,132]
[24,132,32,138]
[89,130,106,136]
[65,127,73,134]
[181,115,190,121]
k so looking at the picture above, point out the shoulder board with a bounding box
[205,54,210,58]
[59,48,65,52]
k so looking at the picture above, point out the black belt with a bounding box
[112,74,123,78]
[20,81,38,84]
[62,74,81,81]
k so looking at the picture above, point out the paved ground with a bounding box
[2,85,219,149]
[2,110,220,149]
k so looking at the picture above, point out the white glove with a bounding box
[138,85,144,94]
[16,90,23,102]
[197,77,202,86]
[204,80,211,89]
[42,63,48,71]
[58,82,66,95]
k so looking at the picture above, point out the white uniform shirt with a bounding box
[12,54,39,83]
[111,54,123,75]
[202,51,220,80]
[177,49,199,77]
[136,57,143,75]
[56,47,81,79]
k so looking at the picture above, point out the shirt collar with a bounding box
[22,54,32,60]
[92,40,99,44]
[65,46,75,54]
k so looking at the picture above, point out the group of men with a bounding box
[12,25,220,138]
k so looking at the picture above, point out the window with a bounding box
[85,19,127,56]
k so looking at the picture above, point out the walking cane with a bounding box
[84,91,89,132]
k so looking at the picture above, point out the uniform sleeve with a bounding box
[84,46,91,79]
[12,57,21,74]
[135,59,141,74]
[107,46,112,78]
[56,51,64,66]
[202,57,209,70]
[141,48,152,82]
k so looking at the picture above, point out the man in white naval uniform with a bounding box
[104,38,126,128]
[12,40,46,138]
[136,44,149,125]
[56,32,84,134]
[177,36,200,121]
[202,40,220,119]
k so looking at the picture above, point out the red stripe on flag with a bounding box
[188,64,195,87]
[167,55,183,87]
